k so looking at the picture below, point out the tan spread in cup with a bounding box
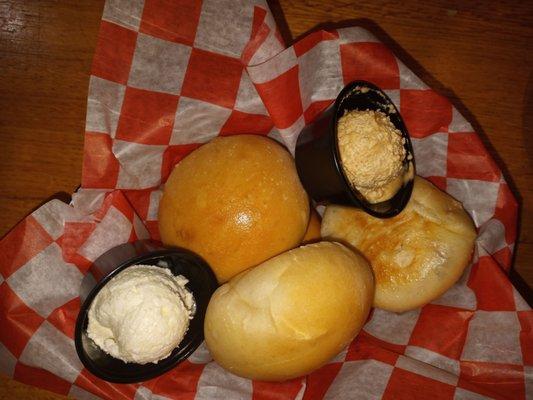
[337,110,407,203]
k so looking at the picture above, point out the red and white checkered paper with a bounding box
[0,0,531,399]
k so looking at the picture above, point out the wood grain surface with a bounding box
[0,0,531,399]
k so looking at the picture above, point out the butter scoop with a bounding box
[87,264,194,364]
[75,241,218,383]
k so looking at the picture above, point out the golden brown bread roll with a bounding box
[158,135,309,283]
[204,241,374,381]
[301,208,322,244]
[321,176,477,313]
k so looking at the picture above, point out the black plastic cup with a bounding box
[295,80,415,218]
[75,240,218,383]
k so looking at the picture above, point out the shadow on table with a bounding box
[267,1,532,305]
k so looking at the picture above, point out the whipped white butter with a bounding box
[337,110,407,203]
[87,264,194,364]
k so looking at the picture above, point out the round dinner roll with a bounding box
[301,208,322,244]
[321,176,477,313]
[158,135,309,283]
[204,241,374,381]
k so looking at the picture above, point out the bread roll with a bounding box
[158,135,309,283]
[301,208,322,244]
[321,176,477,313]
[204,241,374,381]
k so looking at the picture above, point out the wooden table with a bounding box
[0,1,531,398]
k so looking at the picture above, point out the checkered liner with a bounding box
[0,0,530,399]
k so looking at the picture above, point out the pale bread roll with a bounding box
[321,176,477,313]
[204,241,374,381]
[301,208,322,244]
[158,135,309,283]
